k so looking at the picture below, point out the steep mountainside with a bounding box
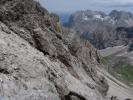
[68,10,133,49]
[0,0,108,100]
[99,45,133,87]
[0,0,132,100]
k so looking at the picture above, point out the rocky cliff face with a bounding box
[0,0,133,100]
[0,0,110,100]
[68,10,133,49]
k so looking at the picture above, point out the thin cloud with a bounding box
[95,0,133,7]
[110,4,133,7]
[40,0,133,13]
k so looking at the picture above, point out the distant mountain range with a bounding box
[63,10,133,50]
[58,13,71,27]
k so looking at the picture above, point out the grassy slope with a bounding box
[102,55,133,87]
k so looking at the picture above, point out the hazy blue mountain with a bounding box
[58,13,71,27]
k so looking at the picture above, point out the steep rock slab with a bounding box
[0,0,109,98]
[0,20,106,100]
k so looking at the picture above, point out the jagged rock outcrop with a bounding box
[0,0,110,100]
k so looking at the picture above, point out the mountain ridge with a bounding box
[67,10,133,49]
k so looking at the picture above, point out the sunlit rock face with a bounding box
[0,0,109,100]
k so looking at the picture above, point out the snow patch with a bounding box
[82,13,89,21]
[104,16,110,20]
[94,14,102,19]
[93,15,109,21]
[84,16,88,20]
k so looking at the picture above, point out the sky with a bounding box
[39,0,133,14]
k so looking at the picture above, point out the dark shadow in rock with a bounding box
[0,68,10,74]
[64,91,86,100]
[125,98,131,100]
[57,55,80,79]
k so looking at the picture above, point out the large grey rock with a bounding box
[0,0,109,100]
[0,20,106,100]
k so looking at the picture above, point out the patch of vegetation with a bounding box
[102,56,133,86]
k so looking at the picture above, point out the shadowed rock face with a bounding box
[0,0,109,100]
